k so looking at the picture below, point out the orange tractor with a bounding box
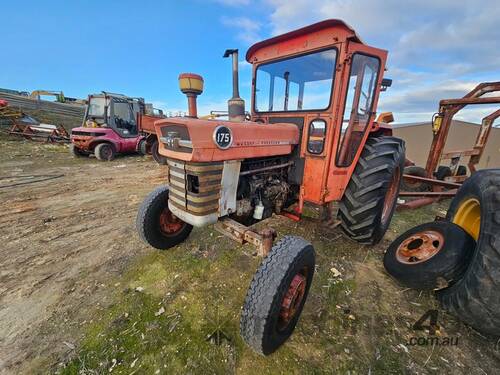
[136,20,405,354]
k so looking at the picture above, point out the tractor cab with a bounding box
[85,92,144,137]
[247,19,391,203]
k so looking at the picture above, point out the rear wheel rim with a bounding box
[382,166,401,224]
[395,230,444,264]
[452,198,481,240]
[278,271,307,331]
[159,207,184,235]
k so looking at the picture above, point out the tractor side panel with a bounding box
[302,157,326,203]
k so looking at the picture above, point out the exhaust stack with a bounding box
[178,73,204,118]
[223,49,245,122]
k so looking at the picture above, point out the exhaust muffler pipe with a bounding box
[223,49,245,122]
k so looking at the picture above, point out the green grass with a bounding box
[55,199,460,374]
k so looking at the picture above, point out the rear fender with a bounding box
[89,139,119,153]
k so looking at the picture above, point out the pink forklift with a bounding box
[70,92,166,162]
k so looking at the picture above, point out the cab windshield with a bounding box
[87,97,107,117]
[254,48,337,112]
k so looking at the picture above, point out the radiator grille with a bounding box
[167,159,223,216]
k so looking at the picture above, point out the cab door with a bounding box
[325,42,388,202]
[299,45,342,205]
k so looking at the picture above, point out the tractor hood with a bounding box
[154,117,299,162]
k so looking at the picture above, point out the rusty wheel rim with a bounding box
[278,271,307,331]
[159,207,184,235]
[382,166,401,224]
[395,230,444,264]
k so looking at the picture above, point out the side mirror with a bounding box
[381,78,392,91]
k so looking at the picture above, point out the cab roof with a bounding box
[246,19,364,62]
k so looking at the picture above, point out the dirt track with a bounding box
[0,137,165,373]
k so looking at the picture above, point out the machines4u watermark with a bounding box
[407,309,459,347]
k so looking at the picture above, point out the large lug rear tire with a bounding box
[339,136,405,245]
[437,169,500,336]
[136,185,193,250]
[240,236,315,355]
[94,143,115,161]
[151,139,168,165]
[383,221,475,290]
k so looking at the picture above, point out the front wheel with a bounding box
[339,136,405,245]
[69,143,87,158]
[136,186,192,250]
[240,236,315,355]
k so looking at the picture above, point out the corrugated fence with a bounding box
[0,92,85,118]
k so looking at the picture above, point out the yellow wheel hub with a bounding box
[452,198,481,240]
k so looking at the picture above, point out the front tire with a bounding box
[339,136,405,245]
[69,143,87,158]
[136,185,192,250]
[240,236,315,355]
[437,169,500,336]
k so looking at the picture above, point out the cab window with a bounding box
[307,119,327,154]
[255,48,337,112]
[112,101,137,135]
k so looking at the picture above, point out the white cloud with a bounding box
[260,0,500,122]
[220,16,262,44]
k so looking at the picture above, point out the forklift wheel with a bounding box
[383,221,475,290]
[435,166,452,180]
[95,143,115,161]
[401,166,431,192]
[151,139,168,165]
[136,185,192,250]
[437,169,500,336]
[457,165,467,176]
[69,144,87,157]
[240,236,315,355]
[339,136,405,245]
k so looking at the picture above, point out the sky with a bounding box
[1,0,499,123]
